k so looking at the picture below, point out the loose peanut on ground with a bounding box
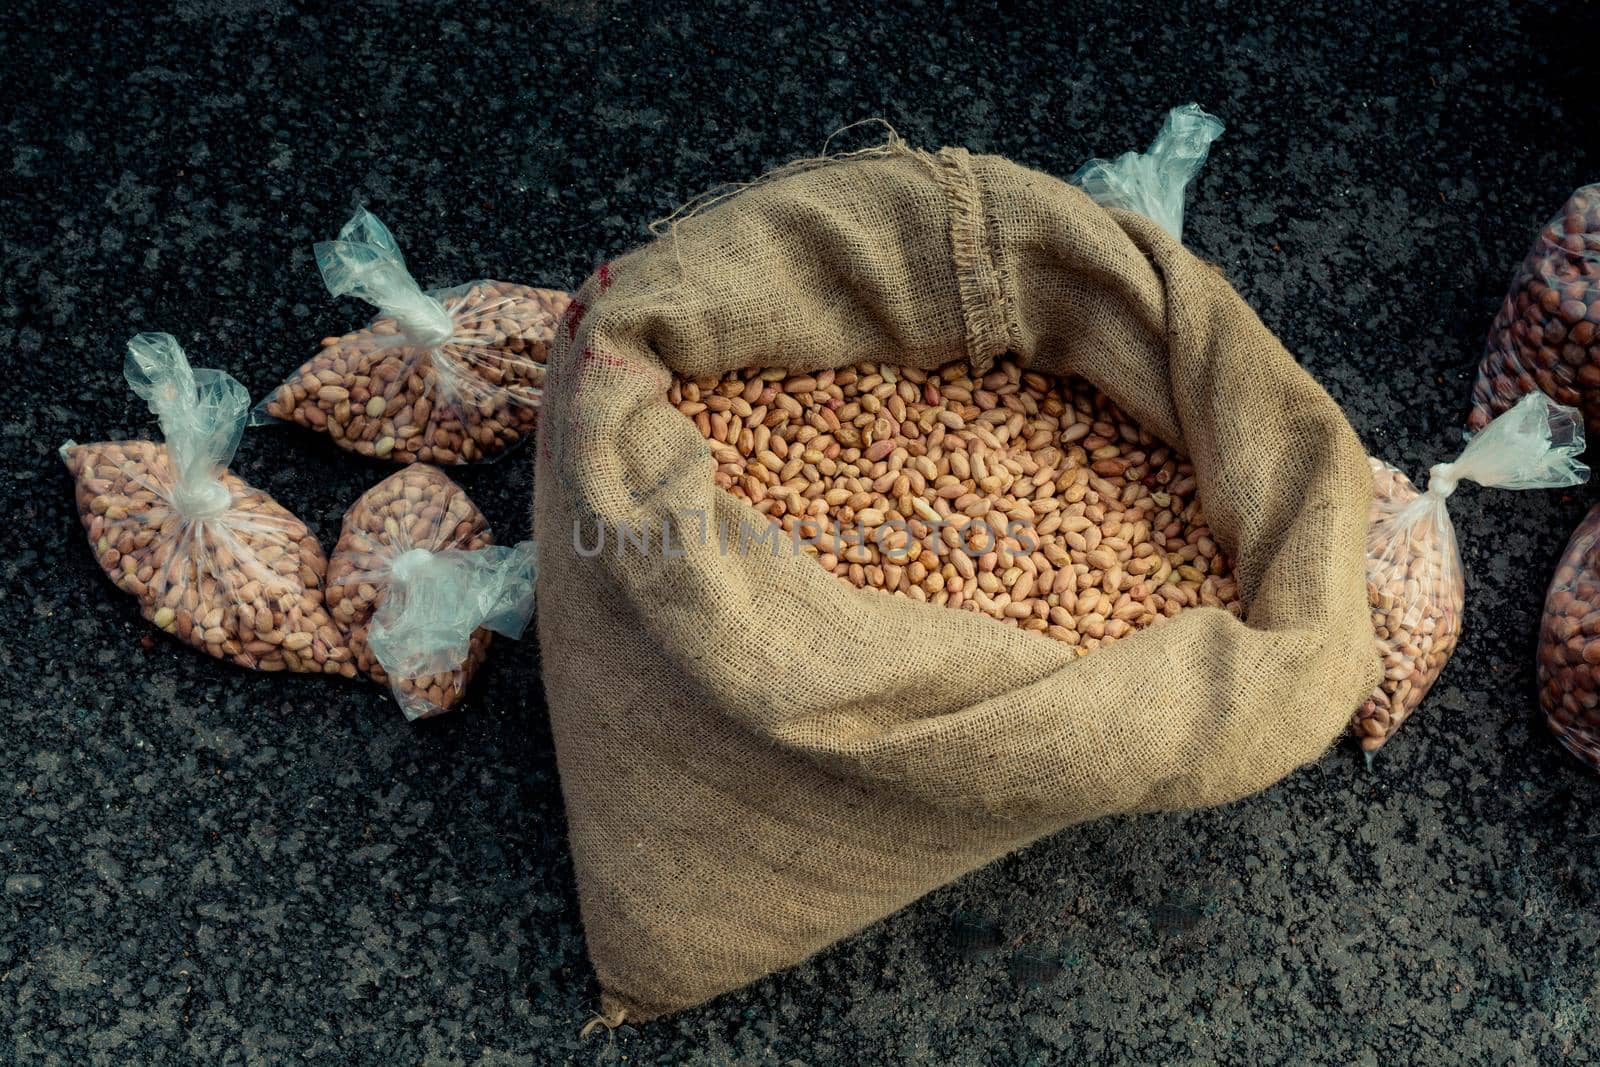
[670,356,1245,654]
[63,441,352,675]
[262,282,570,464]
[326,464,494,716]
[1538,504,1600,772]
[1351,459,1462,753]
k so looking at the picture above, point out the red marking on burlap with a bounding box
[578,348,630,372]
[564,300,587,340]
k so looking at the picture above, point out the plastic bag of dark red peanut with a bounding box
[255,208,571,464]
[62,333,352,676]
[325,465,537,719]
[1538,504,1600,772]
[1469,184,1600,437]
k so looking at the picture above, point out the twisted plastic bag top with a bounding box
[120,332,250,518]
[365,541,538,695]
[314,208,456,347]
[1071,103,1225,241]
[1427,391,1587,498]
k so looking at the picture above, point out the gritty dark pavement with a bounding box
[5,2,1600,1064]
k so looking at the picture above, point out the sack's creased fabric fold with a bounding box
[533,142,1380,1024]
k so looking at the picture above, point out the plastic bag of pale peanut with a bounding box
[1356,392,1587,756]
[326,464,537,719]
[62,333,353,676]
[256,208,570,464]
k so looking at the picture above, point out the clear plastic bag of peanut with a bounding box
[1357,393,1587,755]
[326,465,537,719]
[1537,504,1600,772]
[1469,184,1600,438]
[62,333,351,675]
[256,208,571,464]
[1071,102,1225,241]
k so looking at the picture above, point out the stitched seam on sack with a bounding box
[927,147,1010,374]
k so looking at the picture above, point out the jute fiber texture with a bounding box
[534,144,1380,1024]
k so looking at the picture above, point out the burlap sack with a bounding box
[534,143,1380,1024]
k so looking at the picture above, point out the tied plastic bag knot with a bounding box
[1071,103,1225,241]
[1424,463,1459,500]
[120,332,248,519]
[389,547,435,586]
[315,208,457,347]
[169,479,232,519]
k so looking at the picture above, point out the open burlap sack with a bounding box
[533,143,1380,1024]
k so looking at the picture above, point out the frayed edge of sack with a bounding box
[647,117,911,240]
